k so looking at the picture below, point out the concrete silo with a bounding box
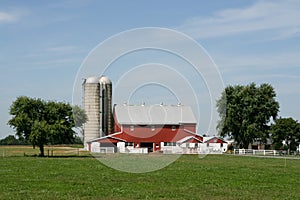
[83,76,113,149]
[99,76,113,136]
[83,77,100,149]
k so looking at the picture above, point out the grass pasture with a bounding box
[0,146,300,199]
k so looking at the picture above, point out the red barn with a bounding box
[87,104,203,153]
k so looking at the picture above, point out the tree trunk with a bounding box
[39,144,44,157]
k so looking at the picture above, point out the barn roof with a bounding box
[203,136,227,143]
[177,136,203,143]
[114,104,197,125]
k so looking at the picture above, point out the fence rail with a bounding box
[233,149,299,156]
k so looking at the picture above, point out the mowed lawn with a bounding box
[0,150,300,199]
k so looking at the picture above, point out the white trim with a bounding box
[177,136,203,144]
[204,136,227,143]
[87,126,124,143]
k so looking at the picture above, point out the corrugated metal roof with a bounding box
[114,104,197,125]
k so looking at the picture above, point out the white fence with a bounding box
[99,147,115,153]
[161,146,225,154]
[234,149,281,156]
[90,141,227,154]
[122,147,148,154]
[162,146,200,154]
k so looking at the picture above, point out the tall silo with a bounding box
[99,76,113,136]
[83,76,100,149]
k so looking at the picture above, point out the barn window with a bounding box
[164,142,176,146]
[125,142,134,147]
[171,125,176,131]
[151,125,155,131]
[221,143,223,147]
[130,125,134,131]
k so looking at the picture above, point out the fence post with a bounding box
[253,150,255,155]
[264,150,266,156]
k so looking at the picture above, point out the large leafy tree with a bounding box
[72,105,88,139]
[8,96,86,156]
[270,117,300,151]
[217,83,279,148]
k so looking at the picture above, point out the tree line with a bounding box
[217,83,300,151]
[0,134,83,145]
[7,96,87,156]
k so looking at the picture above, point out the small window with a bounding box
[171,125,176,131]
[130,125,134,131]
[125,142,134,147]
[151,125,155,131]
[164,142,176,146]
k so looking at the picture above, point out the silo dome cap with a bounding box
[85,76,99,83]
[99,76,112,84]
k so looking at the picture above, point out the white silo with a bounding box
[83,76,100,149]
[99,76,113,136]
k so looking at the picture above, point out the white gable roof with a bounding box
[114,104,197,125]
[177,136,202,143]
[203,136,227,143]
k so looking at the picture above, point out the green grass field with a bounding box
[0,147,300,199]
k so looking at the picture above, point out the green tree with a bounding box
[0,135,18,145]
[217,83,279,148]
[270,117,300,152]
[8,96,86,156]
[72,105,88,140]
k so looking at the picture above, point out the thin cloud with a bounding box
[176,0,300,39]
[0,11,18,23]
[47,45,79,53]
[0,8,28,24]
[215,51,300,71]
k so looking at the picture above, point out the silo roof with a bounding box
[114,104,197,125]
[99,76,111,84]
[85,76,99,83]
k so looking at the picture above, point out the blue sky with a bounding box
[1,0,300,138]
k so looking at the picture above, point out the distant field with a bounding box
[0,145,89,157]
[0,147,300,199]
